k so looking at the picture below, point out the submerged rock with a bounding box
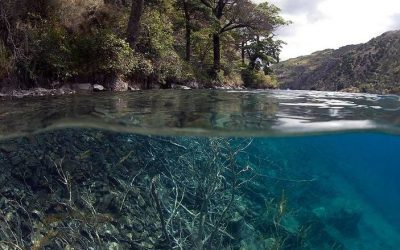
[328,208,362,238]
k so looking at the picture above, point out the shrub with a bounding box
[135,7,185,85]
[25,22,137,83]
[153,50,184,84]
[358,83,375,93]
[28,23,75,82]
[74,31,137,77]
[241,68,278,89]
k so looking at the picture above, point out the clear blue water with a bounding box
[0,90,399,249]
[250,133,400,249]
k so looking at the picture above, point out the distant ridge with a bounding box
[273,30,400,93]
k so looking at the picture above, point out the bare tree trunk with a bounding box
[127,0,144,49]
[213,33,221,74]
[212,0,224,75]
[241,40,245,65]
[183,0,191,61]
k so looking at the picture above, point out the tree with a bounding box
[199,0,276,75]
[0,0,288,89]
[127,0,144,49]
[176,0,209,62]
[245,35,284,74]
[182,0,192,61]
[239,2,289,72]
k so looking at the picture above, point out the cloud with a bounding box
[390,13,400,29]
[270,0,327,22]
[274,24,298,37]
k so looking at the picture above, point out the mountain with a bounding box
[272,30,400,94]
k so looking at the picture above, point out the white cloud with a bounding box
[255,0,400,60]
[390,13,400,29]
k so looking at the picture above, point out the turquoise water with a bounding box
[0,90,399,249]
[251,133,400,249]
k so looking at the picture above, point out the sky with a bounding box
[254,0,400,60]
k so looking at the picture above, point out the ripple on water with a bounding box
[0,90,399,139]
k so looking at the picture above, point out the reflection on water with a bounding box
[0,90,399,139]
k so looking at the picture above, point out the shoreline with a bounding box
[0,87,77,98]
[0,83,248,99]
[1,84,398,99]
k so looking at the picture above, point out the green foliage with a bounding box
[1,0,287,88]
[74,31,137,76]
[257,2,291,28]
[137,6,184,84]
[139,8,175,57]
[28,23,75,81]
[26,22,136,82]
[156,51,185,83]
[191,27,215,65]
[241,68,278,89]
[246,36,284,71]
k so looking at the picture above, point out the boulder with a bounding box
[107,76,128,92]
[93,84,105,91]
[186,81,201,89]
[71,83,92,91]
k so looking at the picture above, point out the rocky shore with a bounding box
[0,82,247,99]
[0,87,76,98]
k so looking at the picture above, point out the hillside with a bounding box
[273,30,400,94]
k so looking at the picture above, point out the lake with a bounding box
[0,90,399,249]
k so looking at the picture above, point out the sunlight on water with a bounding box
[0,90,399,249]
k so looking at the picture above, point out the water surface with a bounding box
[1,90,399,138]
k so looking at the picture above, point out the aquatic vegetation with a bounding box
[0,130,289,249]
[151,138,255,248]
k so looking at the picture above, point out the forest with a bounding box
[0,0,288,91]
